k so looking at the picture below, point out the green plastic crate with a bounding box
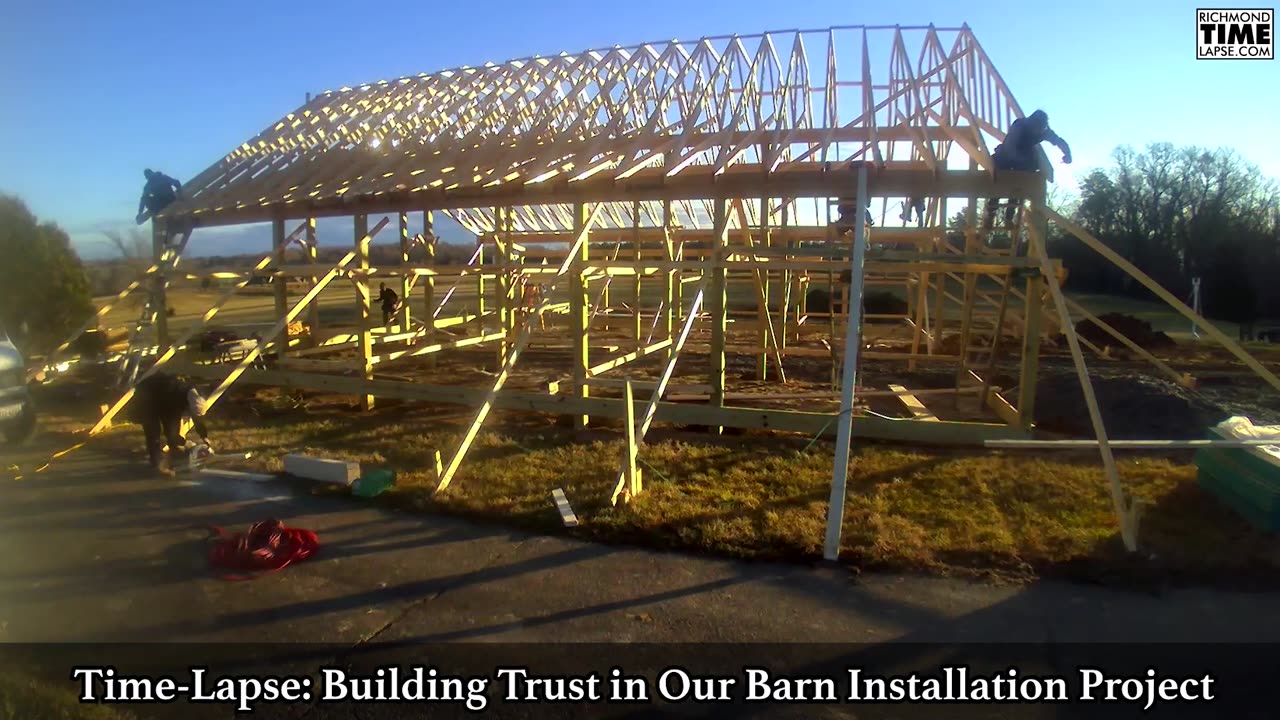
[352,469,396,498]
[1195,443,1280,533]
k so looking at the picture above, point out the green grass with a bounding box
[0,670,133,720]
[68,387,1280,587]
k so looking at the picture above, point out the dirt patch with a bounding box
[1034,370,1230,439]
[1075,313,1176,352]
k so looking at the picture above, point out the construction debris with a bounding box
[552,488,579,527]
[283,455,360,486]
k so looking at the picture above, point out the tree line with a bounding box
[1051,143,1279,326]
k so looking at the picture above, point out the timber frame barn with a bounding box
[54,24,1280,557]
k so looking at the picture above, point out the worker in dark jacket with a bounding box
[378,283,400,326]
[986,110,1072,228]
[136,169,183,224]
[126,372,211,476]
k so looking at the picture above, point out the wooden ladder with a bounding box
[115,226,193,388]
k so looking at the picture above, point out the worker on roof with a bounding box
[125,371,211,477]
[985,110,1072,228]
[136,169,183,225]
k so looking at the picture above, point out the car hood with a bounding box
[0,339,24,371]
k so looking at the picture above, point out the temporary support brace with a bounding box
[1028,211,1137,552]
[87,252,276,437]
[823,163,869,562]
[435,204,601,493]
[609,276,712,505]
[203,217,390,411]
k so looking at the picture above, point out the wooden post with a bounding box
[306,217,320,346]
[663,200,676,346]
[710,197,729,434]
[1017,274,1044,431]
[623,379,641,500]
[151,221,170,351]
[497,207,516,363]
[632,201,643,349]
[779,199,790,354]
[271,217,289,351]
[423,211,437,368]
[571,203,592,429]
[824,163,869,562]
[355,214,374,411]
[757,196,771,381]
[910,267,929,369]
[476,238,486,319]
[398,212,412,334]
[932,272,947,354]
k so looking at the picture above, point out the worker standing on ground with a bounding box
[378,283,400,326]
[136,169,183,224]
[125,372,211,477]
[985,110,1071,228]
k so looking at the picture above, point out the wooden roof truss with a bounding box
[167,24,1027,235]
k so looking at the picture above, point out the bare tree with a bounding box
[101,228,152,308]
[102,228,150,264]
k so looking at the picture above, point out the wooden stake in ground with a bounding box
[1028,210,1137,552]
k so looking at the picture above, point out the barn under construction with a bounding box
[41,24,1280,558]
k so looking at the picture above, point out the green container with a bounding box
[352,469,396,498]
[1195,439,1280,533]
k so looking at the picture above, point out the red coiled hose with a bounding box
[207,519,319,581]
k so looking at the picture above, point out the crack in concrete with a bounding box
[290,538,531,720]
[354,536,531,647]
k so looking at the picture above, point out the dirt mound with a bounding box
[864,291,908,317]
[1034,371,1229,439]
[803,289,907,320]
[1075,313,1176,352]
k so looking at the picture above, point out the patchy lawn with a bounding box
[45,383,1278,589]
[0,669,133,720]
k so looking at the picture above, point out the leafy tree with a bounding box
[1062,144,1280,323]
[0,194,95,354]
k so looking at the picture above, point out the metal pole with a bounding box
[1190,277,1201,339]
[822,163,869,562]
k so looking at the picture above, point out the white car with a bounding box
[0,326,36,444]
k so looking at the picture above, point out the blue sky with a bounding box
[1,0,1275,259]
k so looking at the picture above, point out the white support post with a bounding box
[1190,277,1202,339]
[822,164,869,562]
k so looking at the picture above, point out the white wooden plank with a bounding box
[552,488,580,527]
[284,454,361,485]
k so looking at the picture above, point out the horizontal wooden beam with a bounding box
[171,363,1028,445]
[586,338,673,377]
[174,167,1046,229]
